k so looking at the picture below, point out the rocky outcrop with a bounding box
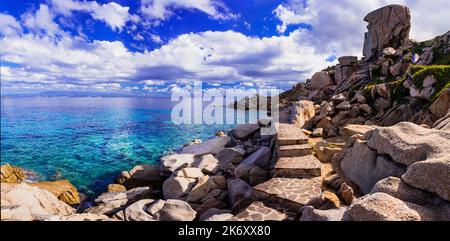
[180,136,230,156]
[363,5,411,61]
[30,180,80,205]
[1,183,74,221]
[154,199,197,221]
[343,193,448,221]
[310,71,334,90]
[289,100,315,128]
[0,163,26,183]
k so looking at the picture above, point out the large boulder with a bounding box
[191,154,220,174]
[339,124,377,139]
[310,71,334,90]
[366,122,450,166]
[300,206,346,221]
[430,88,450,121]
[0,164,26,183]
[229,124,260,140]
[217,146,246,165]
[181,136,230,156]
[234,147,271,181]
[402,156,450,201]
[120,164,161,188]
[159,154,197,176]
[340,139,406,194]
[343,193,447,221]
[371,177,441,205]
[30,180,80,205]
[87,187,152,215]
[199,208,233,221]
[289,100,315,128]
[162,176,196,200]
[363,5,411,61]
[1,183,74,221]
[154,199,197,221]
[227,178,253,209]
[124,199,156,221]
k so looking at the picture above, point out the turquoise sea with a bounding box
[0,96,256,196]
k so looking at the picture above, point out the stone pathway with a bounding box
[231,123,323,220]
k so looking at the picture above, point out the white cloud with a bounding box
[140,0,237,22]
[0,13,22,36]
[51,0,136,31]
[274,0,450,57]
[22,4,61,35]
[150,34,163,44]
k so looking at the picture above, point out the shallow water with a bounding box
[1,96,259,196]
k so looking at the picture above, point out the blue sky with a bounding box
[1,0,449,96]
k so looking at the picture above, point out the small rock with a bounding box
[312,128,323,137]
[108,184,127,193]
[335,101,351,110]
[154,199,197,221]
[199,208,232,221]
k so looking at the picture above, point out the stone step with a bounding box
[227,201,297,221]
[274,155,322,178]
[278,144,312,158]
[253,177,322,211]
[277,123,309,146]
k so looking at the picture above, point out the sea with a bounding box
[0,96,260,196]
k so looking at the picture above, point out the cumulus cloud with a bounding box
[22,4,61,35]
[0,13,22,36]
[274,0,450,57]
[51,0,136,31]
[140,0,237,22]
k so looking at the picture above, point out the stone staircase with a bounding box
[231,123,323,221]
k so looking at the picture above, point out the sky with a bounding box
[1,0,449,96]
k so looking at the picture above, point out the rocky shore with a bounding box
[1,4,449,221]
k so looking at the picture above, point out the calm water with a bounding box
[1,96,257,196]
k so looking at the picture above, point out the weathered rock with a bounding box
[289,100,315,128]
[160,154,197,176]
[217,146,246,165]
[175,167,204,179]
[181,136,230,156]
[300,206,346,221]
[127,164,161,187]
[312,128,323,137]
[0,164,25,183]
[313,141,342,163]
[430,88,450,121]
[108,184,127,193]
[371,177,440,205]
[340,139,406,194]
[58,213,112,221]
[162,176,195,199]
[433,112,450,131]
[343,193,445,221]
[199,208,232,221]
[379,104,414,126]
[338,56,358,66]
[1,183,74,221]
[230,124,260,139]
[331,93,347,104]
[335,101,351,110]
[234,147,271,181]
[146,199,165,216]
[124,199,156,221]
[367,122,450,166]
[192,154,219,174]
[316,117,333,129]
[339,124,377,139]
[402,156,450,201]
[310,71,334,90]
[88,187,152,215]
[227,178,253,208]
[363,5,411,61]
[30,180,80,205]
[382,47,396,57]
[352,93,367,104]
[186,175,212,202]
[249,166,269,186]
[374,97,391,112]
[154,199,197,221]
[358,104,372,115]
